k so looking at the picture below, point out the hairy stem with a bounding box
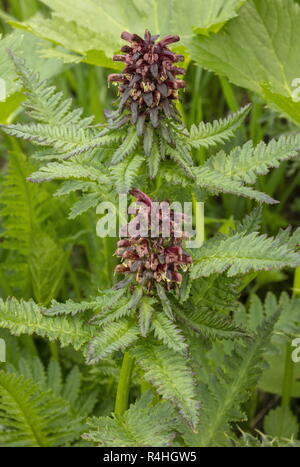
[114,351,134,415]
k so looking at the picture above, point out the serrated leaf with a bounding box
[6,0,243,68]
[152,313,187,352]
[131,341,199,429]
[83,392,176,447]
[86,320,139,364]
[187,0,300,125]
[111,127,139,165]
[111,154,143,193]
[264,406,299,439]
[188,105,251,149]
[205,134,300,185]
[184,310,281,446]
[191,232,300,278]
[139,297,156,337]
[0,297,94,351]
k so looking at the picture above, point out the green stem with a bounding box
[281,267,300,408]
[281,344,294,408]
[114,351,134,415]
[219,76,247,139]
[49,341,60,363]
[219,76,239,112]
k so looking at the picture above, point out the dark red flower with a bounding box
[108,29,185,130]
[114,189,192,290]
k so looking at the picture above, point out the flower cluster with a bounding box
[108,29,186,129]
[114,189,192,290]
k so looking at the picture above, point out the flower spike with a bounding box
[108,29,186,130]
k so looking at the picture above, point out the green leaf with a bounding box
[111,154,144,193]
[86,320,139,364]
[83,392,176,447]
[187,0,300,125]
[138,296,156,337]
[235,207,262,234]
[1,123,92,151]
[7,51,88,127]
[143,125,154,158]
[205,134,300,185]
[28,161,109,184]
[47,359,62,395]
[0,151,51,291]
[0,30,62,100]
[131,341,199,429]
[0,370,84,447]
[184,311,281,446]
[193,166,276,204]
[6,0,244,67]
[191,232,300,278]
[148,139,161,179]
[0,297,94,350]
[188,105,251,149]
[151,313,188,352]
[111,127,139,165]
[191,274,241,314]
[68,193,101,219]
[264,407,299,440]
[175,306,247,340]
[28,233,67,305]
[168,146,195,179]
[244,292,300,397]
[155,283,174,320]
[62,366,81,405]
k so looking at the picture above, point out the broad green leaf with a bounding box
[264,407,299,440]
[187,0,300,125]
[5,0,244,67]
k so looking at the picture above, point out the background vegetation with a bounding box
[0,0,300,447]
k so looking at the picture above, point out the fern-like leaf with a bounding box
[131,341,199,430]
[8,51,92,128]
[184,310,280,446]
[111,127,139,165]
[205,134,300,185]
[0,297,94,350]
[188,105,251,149]
[151,313,188,353]
[191,232,300,278]
[110,154,144,193]
[175,306,247,340]
[83,392,176,447]
[0,370,84,447]
[86,320,139,364]
[28,161,109,184]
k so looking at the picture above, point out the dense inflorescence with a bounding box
[107,29,186,130]
[114,188,192,290]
